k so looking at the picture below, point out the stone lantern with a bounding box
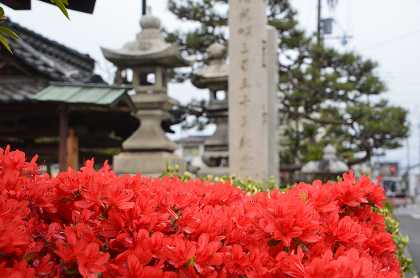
[191,43,229,176]
[301,144,349,181]
[101,14,189,175]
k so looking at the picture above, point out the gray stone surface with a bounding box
[201,167,229,178]
[228,0,278,181]
[266,26,280,182]
[192,43,229,177]
[113,151,184,176]
[122,109,177,152]
[193,43,228,89]
[101,15,189,68]
[103,14,187,175]
[301,145,349,174]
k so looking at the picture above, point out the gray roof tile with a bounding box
[0,18,104,103]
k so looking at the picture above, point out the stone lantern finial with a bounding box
[140,14,161,30]
[207,43,226,61]
[323,144,337,160]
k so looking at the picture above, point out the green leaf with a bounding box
[185,256,195,268]
[0,35,13,53]
[50,0,70,19]
[0,7,5,20]
[0,25,19,54]
[0,27,18,40]
[0,6,14,53]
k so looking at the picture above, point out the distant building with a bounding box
[373,162,407,197]
[375,162,399,177]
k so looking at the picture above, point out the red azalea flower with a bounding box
[162,236,196,268]
[75,242,110,278]
[333,216,367,246]
[0,147,403,278]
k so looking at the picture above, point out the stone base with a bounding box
[113,151,185,176]
[199,167,229,177]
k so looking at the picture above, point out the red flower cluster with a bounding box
[0,147,401,277]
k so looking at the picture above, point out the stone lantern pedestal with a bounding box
[113,95,183,175]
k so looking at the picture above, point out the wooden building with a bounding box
[0,18,138,170]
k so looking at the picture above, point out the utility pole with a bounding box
[317,0,322,44]
[315,0,323,86]
[407,135,411,196]
[416,123,420,198]
[142,0,147,15]
[418,124,420,166]
[407,136,411,169]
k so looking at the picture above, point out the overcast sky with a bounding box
[3,0,420,170]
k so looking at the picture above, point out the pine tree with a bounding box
[167,0,408,169]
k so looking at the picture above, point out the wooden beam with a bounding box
[0,0,30,10]
[66,128,79,169]
[0,129,58,138]
[0,135,122,150]
[58,105,68,171]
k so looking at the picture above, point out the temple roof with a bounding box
[2,18,96,81]
[0,78,45,103]
[0,18,102,103]
[32,83,135,110]
[102,15,189,68]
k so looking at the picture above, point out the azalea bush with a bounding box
[0,147,404,277]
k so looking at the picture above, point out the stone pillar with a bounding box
[266,26,280,181]
[229,0,274,181]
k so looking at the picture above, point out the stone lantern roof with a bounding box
[101,14,189,68]
[301,145,349,175]
[192,42,228,90]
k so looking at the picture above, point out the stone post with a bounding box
[266,26,280,181]
[229,0,278,181]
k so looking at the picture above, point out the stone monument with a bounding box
[228,0,279,181]
[192,43,229,176]
[102,14,189,175]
